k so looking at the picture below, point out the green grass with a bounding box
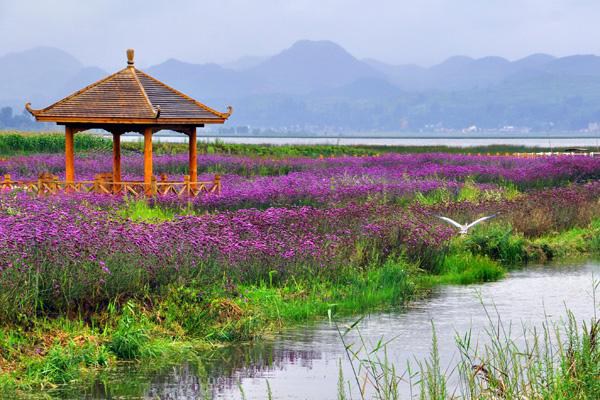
[423,253,506,285]
[526,218,600,260]
[0,257,416,391]
[0,132,111,155]
[414,179,520,207]
[456,178,482,202]
[534,227,590,259]
[117,198,195,222]
[128,140,599,157]
[25,341,111,385]
[461,223,527,265]
[337,297,600,399]
[241,257,415,325]
[414,188,453,205]
[0,130,590,157]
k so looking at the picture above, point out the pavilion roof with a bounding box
[26,49,232,125]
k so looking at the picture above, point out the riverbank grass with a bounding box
[0,257,417,392]
[428,253,505,285]
[337,301,599,399]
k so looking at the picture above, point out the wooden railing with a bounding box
[1,173,221,197]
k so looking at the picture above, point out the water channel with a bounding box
[55,261,599,399]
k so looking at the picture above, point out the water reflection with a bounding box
[54,262,599,399]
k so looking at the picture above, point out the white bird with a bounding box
[435,214,497,235]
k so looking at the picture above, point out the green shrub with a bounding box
[26,341,110,384]
[108,302,151,360]
[414,188,452,205]
[462,224,526,265]
[438,253,505,284]
[370,257,415,303]
[587,219,600,254]
[456,178,481,202]
[159,285,211,336]
[118,198,192,222]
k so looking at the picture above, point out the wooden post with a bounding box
[37,175,44,195]
[93,175,101,194]
[150,175,157,196]
[112,132,121,193]
[189,127,197,189]
[65,126,75,184]
[2,174,10,189]
[143,127,153,194]
[184,175,190,196]
[214,174,221,194]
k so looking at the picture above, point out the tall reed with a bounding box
[336,285,599,399]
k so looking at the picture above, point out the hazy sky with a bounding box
[1,0,599,69]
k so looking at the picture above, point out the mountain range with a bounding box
[3,40,600,131]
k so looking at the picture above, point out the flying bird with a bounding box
[435,214,497,235]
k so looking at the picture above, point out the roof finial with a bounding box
[127,49,134,67]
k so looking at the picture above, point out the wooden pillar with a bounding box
[189,127,197,188]
[65,125,75,183]
[112,132,121,193]
[143,127,153,194]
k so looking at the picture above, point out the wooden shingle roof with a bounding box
[26,49,232,125]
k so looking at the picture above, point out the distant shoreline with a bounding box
[107,133,600,139]
[188,135,600,140]
[102,133,600,148]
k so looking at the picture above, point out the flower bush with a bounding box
[1,152,600,322]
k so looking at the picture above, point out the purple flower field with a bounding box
[3,152,600,210]
[1,151,600,320]
[3,152,600,184]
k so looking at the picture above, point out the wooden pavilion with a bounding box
[22,49,232,196]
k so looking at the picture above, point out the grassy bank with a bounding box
[0,257,415,394]
[1,219,600,395]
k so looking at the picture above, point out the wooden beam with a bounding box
[143,127,153,194]
[39,116,226,124]
[65,125,75,183]
[112,132,121,193]
[189,127,197,188]
[58,123,205,134]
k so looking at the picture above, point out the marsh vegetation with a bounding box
[0,132,598,397]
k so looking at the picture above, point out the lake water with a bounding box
[111,133,600,149]
[52,261,599,399]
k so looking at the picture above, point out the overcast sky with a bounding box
[1,0,599,69]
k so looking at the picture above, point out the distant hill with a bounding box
[222,55,268,71]
[146,40,383,98]
[0,47,94,110]
[245,40,382,94]
[146,59,251,100]
[3,41,600,131]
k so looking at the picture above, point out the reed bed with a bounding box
[337,292,599,399]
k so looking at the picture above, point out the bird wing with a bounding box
[435,215,464,229]
[466,214,497,229]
